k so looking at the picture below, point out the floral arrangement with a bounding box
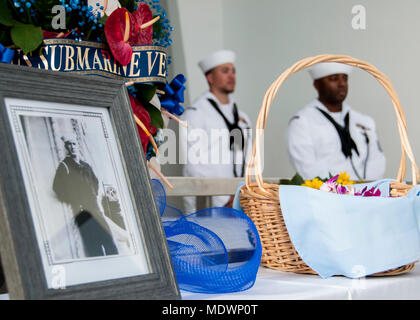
[302,172,381,197]
[0,0,172,54]
[281,172,382,197]
[0,0,183,189]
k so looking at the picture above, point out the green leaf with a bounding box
[98,14,108,25]
[119,0,135,12]
[144,103,164,129]
[10,23,43,54]
[279,179,292,185]
[0,0,15,27]
[290,173,305,185]
[135,83,157,103]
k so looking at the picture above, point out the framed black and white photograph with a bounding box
[0,63,180,300]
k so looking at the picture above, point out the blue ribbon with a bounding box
[151,179,262,294]
[0,43,14,64]
[160,74,186,116]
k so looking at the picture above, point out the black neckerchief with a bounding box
[316,107,359,158]
[207,98,245,177]
[207,98,245,151]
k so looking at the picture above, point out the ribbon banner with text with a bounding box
[12,39,167,84]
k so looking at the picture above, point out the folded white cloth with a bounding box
[278,180,420,278]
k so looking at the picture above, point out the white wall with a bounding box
[165,0,420,181]
[163,0,225,180]
[166,0,224,104]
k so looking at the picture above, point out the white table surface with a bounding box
[1,265,419,300]
[181,266,420,300]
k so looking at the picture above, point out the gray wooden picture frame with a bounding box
[0,63,180,300]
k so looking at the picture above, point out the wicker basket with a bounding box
[239,54,420,276]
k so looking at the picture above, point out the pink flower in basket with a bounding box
[319,175,336,191]
[319,175,346,193]
[336,184,350,195]
[355,186,381,197]
[318,175,381,197]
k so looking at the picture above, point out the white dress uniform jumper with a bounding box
[180,91,251,213]
[287,99,386,181]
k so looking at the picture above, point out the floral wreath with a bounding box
[0,0,184,189]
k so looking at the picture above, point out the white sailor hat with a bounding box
[308,62,353,80]
[61,134,77,144]
[198,50,236,74]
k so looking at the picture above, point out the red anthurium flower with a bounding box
[130,3,154,45]
[105,8,136,66]
[129,95,157,153]
[130,95,150,153]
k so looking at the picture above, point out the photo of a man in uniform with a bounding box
[52,135,119,257]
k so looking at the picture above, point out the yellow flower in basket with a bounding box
[302,172,355,190]
[336,171,355,185]
[302,177,323,190]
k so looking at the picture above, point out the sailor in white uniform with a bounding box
[180,50,252,212]
[287,62,386,181]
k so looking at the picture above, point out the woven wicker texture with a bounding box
[239,54,419,276]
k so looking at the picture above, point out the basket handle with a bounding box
[245,54,419,193]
